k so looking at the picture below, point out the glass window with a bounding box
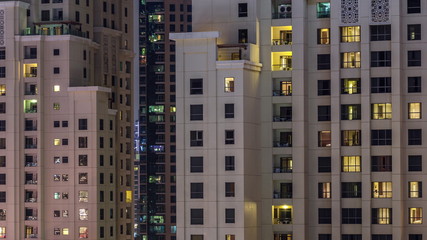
[341,52,361,68]
[409,182,422,198]
[318,208,331,224]
[341,130,361,146]
[408,24,421,40]
[190,157,203,173]
[409,102,422,119]
[79,190,88,202]
[190,105,203,121]
[370,25,391,41]
[341,78,360,94]
[342,182,362,198]
[408,76,422,93]
[318,80,330,95]
[238,3,248,17]
[317,3,330,18]
[190,209,204,225]
[372,103,392,119]
[317,28,330,44]
[409,208,423,224]
[190,78,203,95]
[190,131,203,147]
[372,182,392,198]
[225,156,235,171]
[408,0,421,14]
[225,104,235,118]
[225,182,235,197]
[342,208,362,224]
[342,156,361,172]
[371,77,391,93]
[371,51,391,67]
[318,131,331,147]
[341,104,361,120]
[190,183,203,199]
[318,157,331,173]
[408,129,422,145]
[318,106,331,121]
[79,208,88,220]
[318,182,331,198]
[408,155,422,171]
[371,129,392,145]
[372,208,392,224]
[224,77,235,92]
[225,208,235,223]
[79,227,88,238]
[317,54,331,70]
[408,50,422,67]
[341,26,361,42]
[371,156,392,172]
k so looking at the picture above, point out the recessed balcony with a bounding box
[272,52,292,71]
[272,26,292,45]
[273,205,293,224]
[273,104,292,122]
[273,157,292,173]
[272,0,292,19]
[273,181,292,199]
[273,130,292,147]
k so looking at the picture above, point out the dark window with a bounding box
[78,137,88,148]
[318,208,331,224]
[75,11,80,22]
[225,130,235,144]
[371,77,391,93]
[0,192,5,202]
[225,156,235,171]
[190,183,203,199]
[408,24,421,40]
[78,119,88,130]
[408,155,422,171]
[371,156,392,172]
[62,121,68,127]
[319,234,332,240]
[225,208,235,223]
[342,235,362,240]
[0,121,5,131]
[371,129,392,145]
[370,25,391,41]
[408,0,421,14]
[190,78,203,95]
[342,208,362,224]
[190,209,203,225]
[225,182,235,197]
[318,80,331,96]
[372,235,392,240]
[408,129,422,145]
[53,49,60,56]
[318,157,331,173]
[409,235,423,240]
[408,76,422,93]
[238,29,248,43]
[225,104,235,118]
[190,157,203,173]
[341,104,361,120]
[53,67,60,74]
[341,182,362,198]
[318,106,331,121]
[0,48,5,60]
[79,155,88,166]
[190,131,203,147]
[41,10,50,21]
[0,174,6,184]
[371,51,391,67]
[238,3,248,17]
[408,50,422,67]
[190,105,203,121]
[317,54,331,70]
[0,67,5,78]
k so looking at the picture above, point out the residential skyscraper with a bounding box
[172,0,427,239]
[136,0,191,239]
[0,0,134,239]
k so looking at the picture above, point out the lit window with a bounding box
[273,52,293,71]
[409,182,422,198]
[79,173,88,184]
[409,208,423,224]
[0,227,5,238]
[53,174,61,181]
[372,103,392,119]
[318,182,331,198]
[341,130,361,146]
[341,78,360,94]
[79,208,88,220]
[341,26,361,42]
[318,131,331,147]
[273,205,293,224]
[317,28,330,44]
[23,63,37,77]
[224,78,235,92]
[0,85,5,96]
[53,103,60,110]
[79,227,88,238]
[341,52,361,68]
[341,104,361,120]
[342,156,361,172]
[372,182,392,198]
[409,102,421,119]
[53,85,60,92]
[23,99,37,113]
[126,190,132,203]
[317,2,330,18]
[54,192,61,199]
[54,138,61,146]
[372,208,392,224]
[62,228,69,235]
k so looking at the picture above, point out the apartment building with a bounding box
[172,0,427,239]
[0,0,134,239]
[135,0,191,239]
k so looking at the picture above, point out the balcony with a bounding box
[272,0,292,19]
[25,173,37,185]
[23,64,37,78]
[24,137,37,149]
[25,208,38,221]
[24,226,38,239]
[22,23,87,38]
[24,84,38,95]
[274,233,292,240]
[25,190,37,203]
[272,26,292,45]
[25,155,38,167]
[273,104,292,122]
[273,130,292,147]
[217,44,258,62]
[273,79,292,96]
[24,100,38,113]
[273,182,292,199]
[25,119,37,131]
[272,52,292,71]
[273,205,293,224]
[273,157,292,173]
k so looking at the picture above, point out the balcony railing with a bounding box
[25,198,37,203]
[273,115,292,122]
[272,64,292,71]
[24,73,37,78]
[25,216,38,221]
[22,27,87,38]
[273,217,292,224]
[273,90,292,96]
[273,167,292,173]
[25,162,38,167]
[273,141,292,147]
[272,39,292,45]
[273,192,292,199]
[272,12,292,19]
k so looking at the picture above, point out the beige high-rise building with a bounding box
[172,0,427,240]
[0,0,135,239]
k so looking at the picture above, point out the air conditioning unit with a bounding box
[278,4,292,14]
